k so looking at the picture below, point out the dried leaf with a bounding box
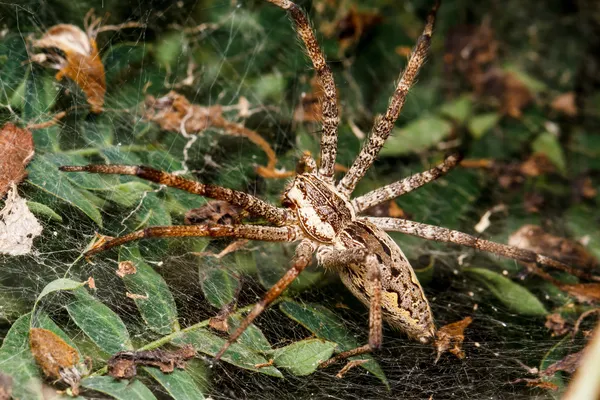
[143,92,291,178]
[509,225,598,270]
[0,123,34,197]
[545,314,570,337]
[559,283,600,303]
[551,92,578,117]
[116,261,137,278]
[107,345,196,379]
[323,6,382,54]
[0,185,43,256]
[31,24,106,113]
[500,72,534,118]
[541,350,583,377]
[185,200,245,226]
[29,328,82,395]
[519,154,556,177]
[513,378,559,391]
[434,316,473,363]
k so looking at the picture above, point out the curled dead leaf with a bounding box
[29,328,82,395]
[509,225,598,270]
[116,261,137,277]
[185,200,245,226]
[144,92,293,178]
[0,123,34,197]
[434,316,473,363]
[30,24,105,113]
[107,345,196,379]
[545,313,570,336]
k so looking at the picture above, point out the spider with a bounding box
[61,0,574,369]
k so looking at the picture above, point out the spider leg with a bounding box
[366,217,599,281]
[338,1,440,197]
[266,0,339,182]
[214,239,316,360]
[318,248,382,369]
[85,224,298,256]
[352,153,461,213]
[60,165,289,225]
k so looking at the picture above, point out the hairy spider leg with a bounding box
[352,153,462,213]
[318,249,383,368]
[266,0,339,182]
[366,217,598,281]
[60,164,290,225]
[215,239,316,361]
[84,224,298,256]
[338,1,440,197]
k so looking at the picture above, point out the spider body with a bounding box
[61,0,578,370]
[325,220,435,343]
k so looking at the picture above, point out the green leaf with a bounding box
[439,95,472,124]
[228,316,272,353]
[35,278,86,306]
[26,201,63,222]
[532,132,567,174]
[380,115,452,157]
[273,338,336,376]
[81,376,157,400]
[201,269,241,309]
[23,68,61,151]
[279,300,388,387]
[96,181,154,208]
[144,367,206,400]
[464,268,548,316]
[0,314,44,400]
[27,154,103,227]
[171,329,283,378]
[468,113,501,139]
[66,288,133,355]
[119,246,180,335]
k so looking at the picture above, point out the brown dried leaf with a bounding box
[208,315,229,333]
[30,328,82,395]
[519,153,556,177]
[500,72,534,118]
[116,261,137,277]
[560,283,600,303]
[184,200,245,226]
[545,313,570,336]
[328,7,382,54]
[541,350,583,377]
[434,316,473,363]
[0,123,34,197]
[30,328,79,379]
[31,24,106,113]
[551,92,578,117]
[144,92,292,178]
[107,345,196,379]
[508,225,598,270]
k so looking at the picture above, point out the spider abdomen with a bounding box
[337,221,435,343]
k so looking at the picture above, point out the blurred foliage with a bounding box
[0,0,600,399]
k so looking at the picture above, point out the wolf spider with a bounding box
[61,0,574,369]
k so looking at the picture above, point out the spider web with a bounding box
[0,0,596,399]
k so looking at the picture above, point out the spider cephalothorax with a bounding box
[61,0,577,371]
